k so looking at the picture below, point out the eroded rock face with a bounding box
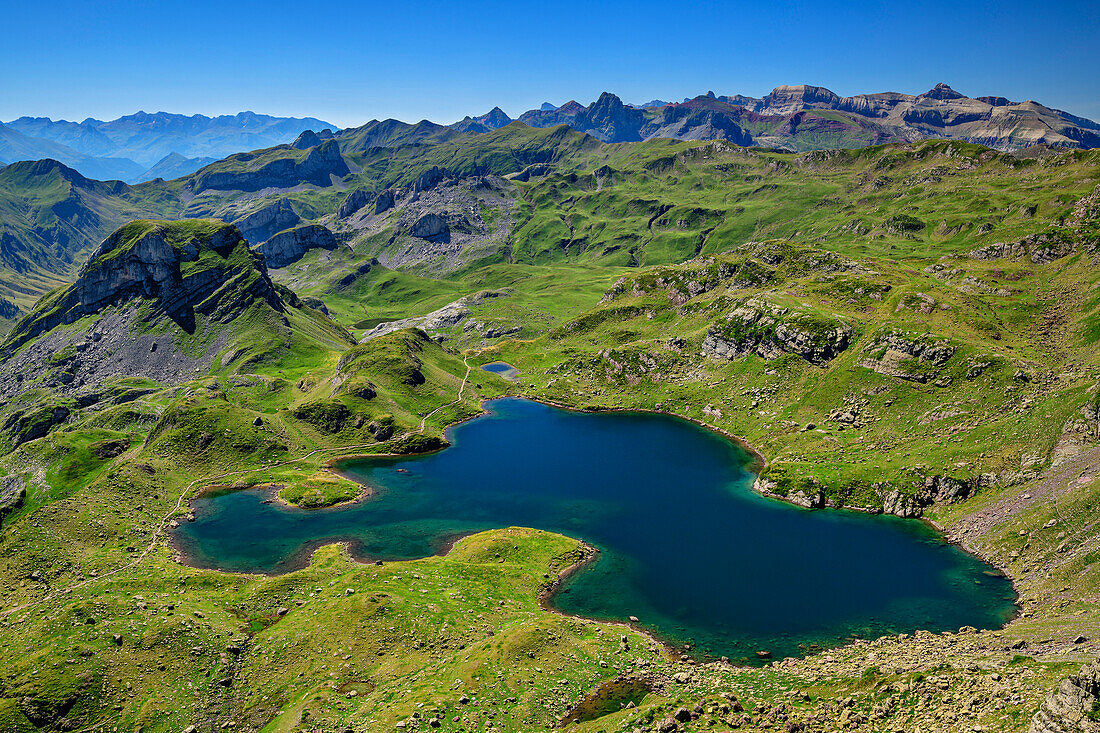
[1,220,282,359]
[337,189,372,219]
[414,166,449,193]
[291,130,322,150]
[702,298,851,365]
[408,213,449,241]
[0,475,27,523]
[232,199,301,245]
[856,331,956,382]
[1052,391,1100,466]
[257,224,339,268]
[374,189,396,215]
[1028,660,1100,733]
[192,139,350,192]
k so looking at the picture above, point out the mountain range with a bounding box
[3,84,1096,187]
[0,111,334,184]
[2,80,1100,732]
[463,83,1100,151]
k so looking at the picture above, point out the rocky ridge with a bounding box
[257,223,339,268]
[190,139,349,193]
[504,84,1100,151]
[702,297,852,366]
[1,220,283,358]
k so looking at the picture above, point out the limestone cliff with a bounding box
[257,224,339,268]
[1,219,283,358]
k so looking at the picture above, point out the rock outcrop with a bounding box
[856,331,956,382]
[337,189,372,219]
[407,213,449,241]
[1028,660,1100,733]
[0,474,27,523]
[257,224,339,268]
[232,198,301,244]
[971,185,1100,263]
[702,298,851,365]
[1,220,283,358]
[191,139,350,192]
[374,189,396,214]
[291,130,323,150]
[360,290,510,342]
[413,166,449,193]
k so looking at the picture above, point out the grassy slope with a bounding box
[0,140,1099,731]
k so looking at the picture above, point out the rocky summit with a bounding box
[2,219,282,357]
[511,84,1100,151]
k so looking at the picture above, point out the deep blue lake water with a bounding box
[173,398,1016,662]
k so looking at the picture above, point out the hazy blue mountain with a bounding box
[0,123,144,181]
[134,152,218,182]
[4,111,336,178]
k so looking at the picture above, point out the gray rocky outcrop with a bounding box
[856,331,956,382]
[291,130,322,150]
[413,166,449,193]
[0,221,283,359]
[755,470,978,517]
[407,213,449,241]
[0,475,27,523]
[232,199,301,244]
[971,185,1099,263]
[1028,660,1100,733]
[702,297,851,365]
[374,189,396,214]
[752,477,824,509]
[337,189,372,219]
[257,224,339,268]
[360,290,510,342]
[1052,391,1100,466]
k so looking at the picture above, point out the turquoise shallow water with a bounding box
[173,397,1017,662]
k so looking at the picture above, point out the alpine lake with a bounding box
[173,397,1017,663]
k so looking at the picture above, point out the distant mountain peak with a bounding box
[474,107,512,130]
[921,82,966,100]
[2,111,338,180]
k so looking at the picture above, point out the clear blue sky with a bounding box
[3,0,1098,128]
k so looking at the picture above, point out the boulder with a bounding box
[408,213,449,242]
[337,189,372,219]
[1028,660,1100,733]
[258,224,339,268]
[374,189,396,215]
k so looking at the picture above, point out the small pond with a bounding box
[479,361,519,380]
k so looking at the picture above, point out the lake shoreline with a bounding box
[169,394,1019,660]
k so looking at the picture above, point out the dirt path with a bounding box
[417,353,474,433]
